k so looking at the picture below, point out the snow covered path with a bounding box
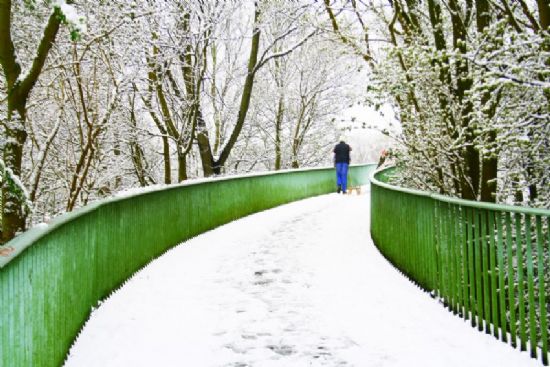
[65,189,539,367]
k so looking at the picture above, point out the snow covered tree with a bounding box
[324,0,550,208]
[131,0,226,182]
[245,34,361,171]
[0,0,87,242]
[192,0,319,176]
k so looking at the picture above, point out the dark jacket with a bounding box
[333,142,352,164]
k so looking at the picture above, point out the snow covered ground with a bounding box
[64,188,540,367]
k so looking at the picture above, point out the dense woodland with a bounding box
[0,0,548,243]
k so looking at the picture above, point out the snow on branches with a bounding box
[359,1,549,208]
[53,0,87,41]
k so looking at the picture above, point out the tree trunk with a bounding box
[476,0,498,203]
[179,12,217,177]
[195,108,216,176]
[131,143,148,187]
[177,145,188,182]
[192,2,261,176]
[29,114,61,202]
[213,4,261,174]
[145,103,172,184]
[449,0,479,200]
[2,108,28,241]
[480,135,498,202]
[113,132,122,190]
[274,96,284,170]
[428,0,464,195]
[273,49,284,171]
[0,3,63,242]
[538,0,550,105]
[211,42,223,157]
[538,0,550,30]
[161,137,171,184]
[129,90,152,187]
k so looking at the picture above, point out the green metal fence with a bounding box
[0,164,375,367]
[371,167,550,365]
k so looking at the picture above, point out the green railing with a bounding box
[371,167,549,365]
[0,164,375,367]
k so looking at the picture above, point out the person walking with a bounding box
[333,138,352,194]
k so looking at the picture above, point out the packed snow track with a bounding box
[64,189,539,367]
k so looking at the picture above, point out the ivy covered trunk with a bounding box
[2,106,28,242]
[0,3,63,242]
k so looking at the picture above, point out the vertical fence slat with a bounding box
[450,204,457,313]
[462,207,470,321]
[538,217,549,365]
[475,209,484,331]
[496,212,508,343]
[481,209,491,334]
[506,212,518,348]
[516,213,527,351]
[488,210,499,338]
[468,207,477,327]
[453,205,462,315]
[524,215,538,359]
[442,203,450,308]
[445,203,452,309]
[435,204,445,300]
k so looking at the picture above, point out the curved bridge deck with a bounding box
[64,190,538,367]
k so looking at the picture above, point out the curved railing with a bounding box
[370,167,549,365]
[0,164,375,367]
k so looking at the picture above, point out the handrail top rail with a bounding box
[370,167,550,217]
[0,163,375,269]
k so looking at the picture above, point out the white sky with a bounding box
[64,190,541,367]
[337,104,399,163]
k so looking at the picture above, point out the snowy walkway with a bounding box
[65,189,539,367]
